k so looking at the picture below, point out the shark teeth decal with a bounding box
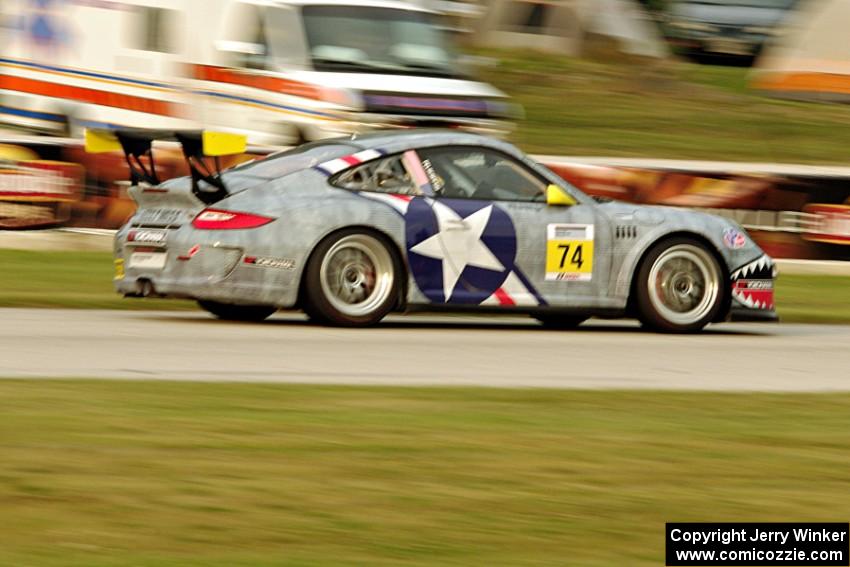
[731,255,775,280]
[730,254,775,310]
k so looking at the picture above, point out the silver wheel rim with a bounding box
[647,244,720,326]
[319,234,394,318]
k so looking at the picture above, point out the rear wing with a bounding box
[84,128,247,204]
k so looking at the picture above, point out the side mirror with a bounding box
[546,184,577,207]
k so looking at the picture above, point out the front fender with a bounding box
[610,208,767,300]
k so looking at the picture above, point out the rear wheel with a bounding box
[198,300,277,322]
[534,314,588,329]
[303,230,399,326]
[634,238,725,333]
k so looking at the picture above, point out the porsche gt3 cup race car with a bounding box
[92,128,777,332]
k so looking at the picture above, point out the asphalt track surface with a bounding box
[2,308,849,391]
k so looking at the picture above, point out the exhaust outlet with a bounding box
[137,279,155,298]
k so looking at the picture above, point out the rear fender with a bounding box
[296,224,409,310]
[267,193,409,307]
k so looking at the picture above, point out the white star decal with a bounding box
[409,202,504,301]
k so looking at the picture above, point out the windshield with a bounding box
[301,6,459,78]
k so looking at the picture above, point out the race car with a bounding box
[90,128,777,332]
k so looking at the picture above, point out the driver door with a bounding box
[414,145,611,308]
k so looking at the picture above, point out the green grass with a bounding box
[771,274,850,324]
[2,381,850,566]
[474,50,850,163]
[0,249,193,310]
[3,249,848,323]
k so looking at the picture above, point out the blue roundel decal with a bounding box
[404,198,517,304]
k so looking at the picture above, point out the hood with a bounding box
[597,200,769,267]
[598,200,733,230]
[598,200,675,224]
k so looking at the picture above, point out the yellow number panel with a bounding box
[545,224,594,281]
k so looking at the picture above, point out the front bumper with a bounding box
[730,306,779,323]
[728,254,778,322]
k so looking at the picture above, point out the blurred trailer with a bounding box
[0,142,83,228]
[0,0,514,145]
[0,134,265,229]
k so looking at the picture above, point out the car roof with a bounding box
[344,129,524,157]
[226,130,527,181]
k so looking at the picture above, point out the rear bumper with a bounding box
[113,224,302,307]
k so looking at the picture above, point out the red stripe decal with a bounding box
[389,194,413,202]
[192,64,322,101]
[341,155,361,166]
[0,75,179,117]
[494,287,516,306]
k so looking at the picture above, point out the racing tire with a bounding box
[303,230,400,327]
[634,237,725,333]
[534,314,588,329]
[197,300,277,322]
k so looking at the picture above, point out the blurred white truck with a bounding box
[0,0,513,144]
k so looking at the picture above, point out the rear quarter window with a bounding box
[331,154,420,196]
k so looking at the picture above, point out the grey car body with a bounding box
[666,0,798,60]
[114,130,777,330]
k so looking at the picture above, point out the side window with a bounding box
[418,147,547,202]
[265,7,309,68]
[131,7,177,53]
[333,154,420,196]
[218,4,270,70]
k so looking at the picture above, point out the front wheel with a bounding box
[634,238,725,333]
[198,301,277,322]
[302,230,400,327]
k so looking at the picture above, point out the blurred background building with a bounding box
[662,0,798,62]
[752,0,850,102]
[443,0,668,58]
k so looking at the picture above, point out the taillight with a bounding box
[192,209,274,230]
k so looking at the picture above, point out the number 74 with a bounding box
[558,243,584,270]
